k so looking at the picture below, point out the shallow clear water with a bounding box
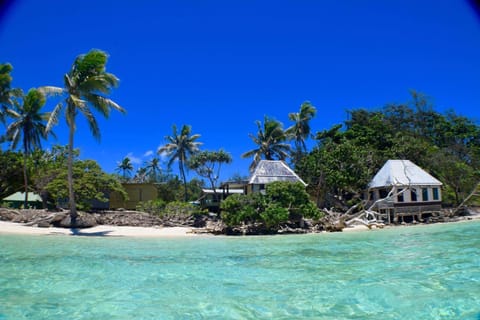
[0,221,479,320]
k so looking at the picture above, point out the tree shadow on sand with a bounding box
[69,228,116,237]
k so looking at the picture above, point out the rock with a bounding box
[58,213,97,228]
[37,221,51,228]
[0,208,21,221]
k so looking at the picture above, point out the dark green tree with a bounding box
[188,149,232,197]
[3,89,54,208]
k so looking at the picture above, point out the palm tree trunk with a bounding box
[68,125,77,219]
[179,161,188,202]
[23,146,28,209]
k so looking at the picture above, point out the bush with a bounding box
[260,203,289,229]
[221,182,322,230]
[220,193,264,227]
[136,199,166,214]
[161,201,206,219]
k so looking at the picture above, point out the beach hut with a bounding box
[109,183,158,210]
[368,159,443,223]
[2,192,43,209]
[246,160,307,194]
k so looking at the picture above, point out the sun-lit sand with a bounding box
[0,221,204,238]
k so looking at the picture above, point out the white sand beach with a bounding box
[0,221,203,238]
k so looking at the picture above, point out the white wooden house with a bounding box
[368,160,443,223]
[247,160,307,194]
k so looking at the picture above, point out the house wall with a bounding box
[110,184,157,210]
[371,185,441,203]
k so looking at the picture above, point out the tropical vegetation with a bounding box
[1,49,479,233]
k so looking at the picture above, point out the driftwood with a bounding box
[453,182,480,215]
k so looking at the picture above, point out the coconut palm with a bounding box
[242,116,291,171]
[144,157,161,182]
[286,101,317,152]
[116,157,134,181]
[133,167,148,183]
[4,89,54,208]
[42,50,125,220]
[158,124,202,201]
[0,63,19,125]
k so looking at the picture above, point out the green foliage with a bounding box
[260,203,289,229]
[163,201,205,216]
[220,193,264,227]
[220,182,321,230]
[159,124,202,201]
[136,199,166,214]
[45,159,126,210]
[242,116,291,171]
[296,90,480,207]
[0,150,23,198]
[189,149,232,189]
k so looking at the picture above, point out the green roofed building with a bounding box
[2,192,43,209]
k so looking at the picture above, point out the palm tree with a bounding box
[158,124,202,201]
[133,167,148,183]
[116,157,133,181]
[42,49,126,220]
[0,63,19,125]
[242,116,291,171]
[144,157,161,182]
[286,101,317,152]
[4,89,53,208]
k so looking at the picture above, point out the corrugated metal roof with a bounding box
[3,192,42,202]
[249,160,307,186]
[369,160,442,188]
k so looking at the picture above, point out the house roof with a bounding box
[249,160,307,186]
[3,192,42,202]
[369,160,442,189]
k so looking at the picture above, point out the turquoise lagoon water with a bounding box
[0,221,479,320]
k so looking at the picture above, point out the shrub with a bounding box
[136,199,166,214]
[220,193,264,227]
[260,203,289,229]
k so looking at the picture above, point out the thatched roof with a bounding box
[369,160,442,189]
[249,160,307,186]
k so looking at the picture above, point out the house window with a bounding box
[397,188,404,202]
[379,189,389,199]
[433,188,439,200]
[422,188,429,201]
[410,189,417,202]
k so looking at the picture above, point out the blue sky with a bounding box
[1,0,480,182]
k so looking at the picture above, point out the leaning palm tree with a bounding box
[42,49,126,220]
[116,157,134,181]
[158,124,202,201]
[242,116,291,171]
[285,101,317,153]
[4,89,54,208]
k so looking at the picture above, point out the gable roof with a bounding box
[369,160,442,189]
[249,160,307,186]
[3,192,42,202]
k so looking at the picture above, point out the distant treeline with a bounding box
[295,91,479,208]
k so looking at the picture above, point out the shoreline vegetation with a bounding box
[1,207,479,238]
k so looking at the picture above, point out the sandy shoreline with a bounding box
[1,214,479,238]
[0,221,203,238]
